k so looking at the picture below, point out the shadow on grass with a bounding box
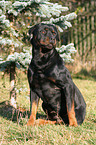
[73,68,96,80]
[0,100,47,125]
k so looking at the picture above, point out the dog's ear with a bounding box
[29,24,38,35]
[53,25,60,41]
[56,31,60,41]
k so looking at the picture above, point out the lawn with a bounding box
[0,71,96,145]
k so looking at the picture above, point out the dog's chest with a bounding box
[32,72,61,102]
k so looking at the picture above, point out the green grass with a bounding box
[0,71,96,145]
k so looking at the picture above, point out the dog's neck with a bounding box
[31,46,62,72]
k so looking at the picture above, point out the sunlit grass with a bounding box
[0,72,96,145]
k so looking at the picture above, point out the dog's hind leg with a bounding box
[27,90,39,126]
[64,84,78,127]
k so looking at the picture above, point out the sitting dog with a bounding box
[27,23,86,126]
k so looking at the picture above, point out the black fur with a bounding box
[28,23,86,125]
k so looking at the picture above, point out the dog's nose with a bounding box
[50,37,54,43]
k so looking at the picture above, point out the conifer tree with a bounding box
[0,0,77,107]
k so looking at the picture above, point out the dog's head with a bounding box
[29,23,60,51]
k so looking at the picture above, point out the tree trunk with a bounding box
[10,62,17,108]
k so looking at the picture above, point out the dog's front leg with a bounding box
[27,90,56,126]
[27,90,39,126]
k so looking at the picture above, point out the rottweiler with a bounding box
[27,23,86,126]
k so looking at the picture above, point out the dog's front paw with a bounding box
[69,119,78,127]
[68,115,78,127]
[27,118,35,126]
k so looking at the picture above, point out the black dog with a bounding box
[27,23,86,126]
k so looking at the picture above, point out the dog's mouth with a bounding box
[40,43,54,53]
[41,46,52,54]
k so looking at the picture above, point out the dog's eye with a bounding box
[41,30,46,34]
[42,31,45,34]
[52,31,56,36]
[45,28,48,31]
